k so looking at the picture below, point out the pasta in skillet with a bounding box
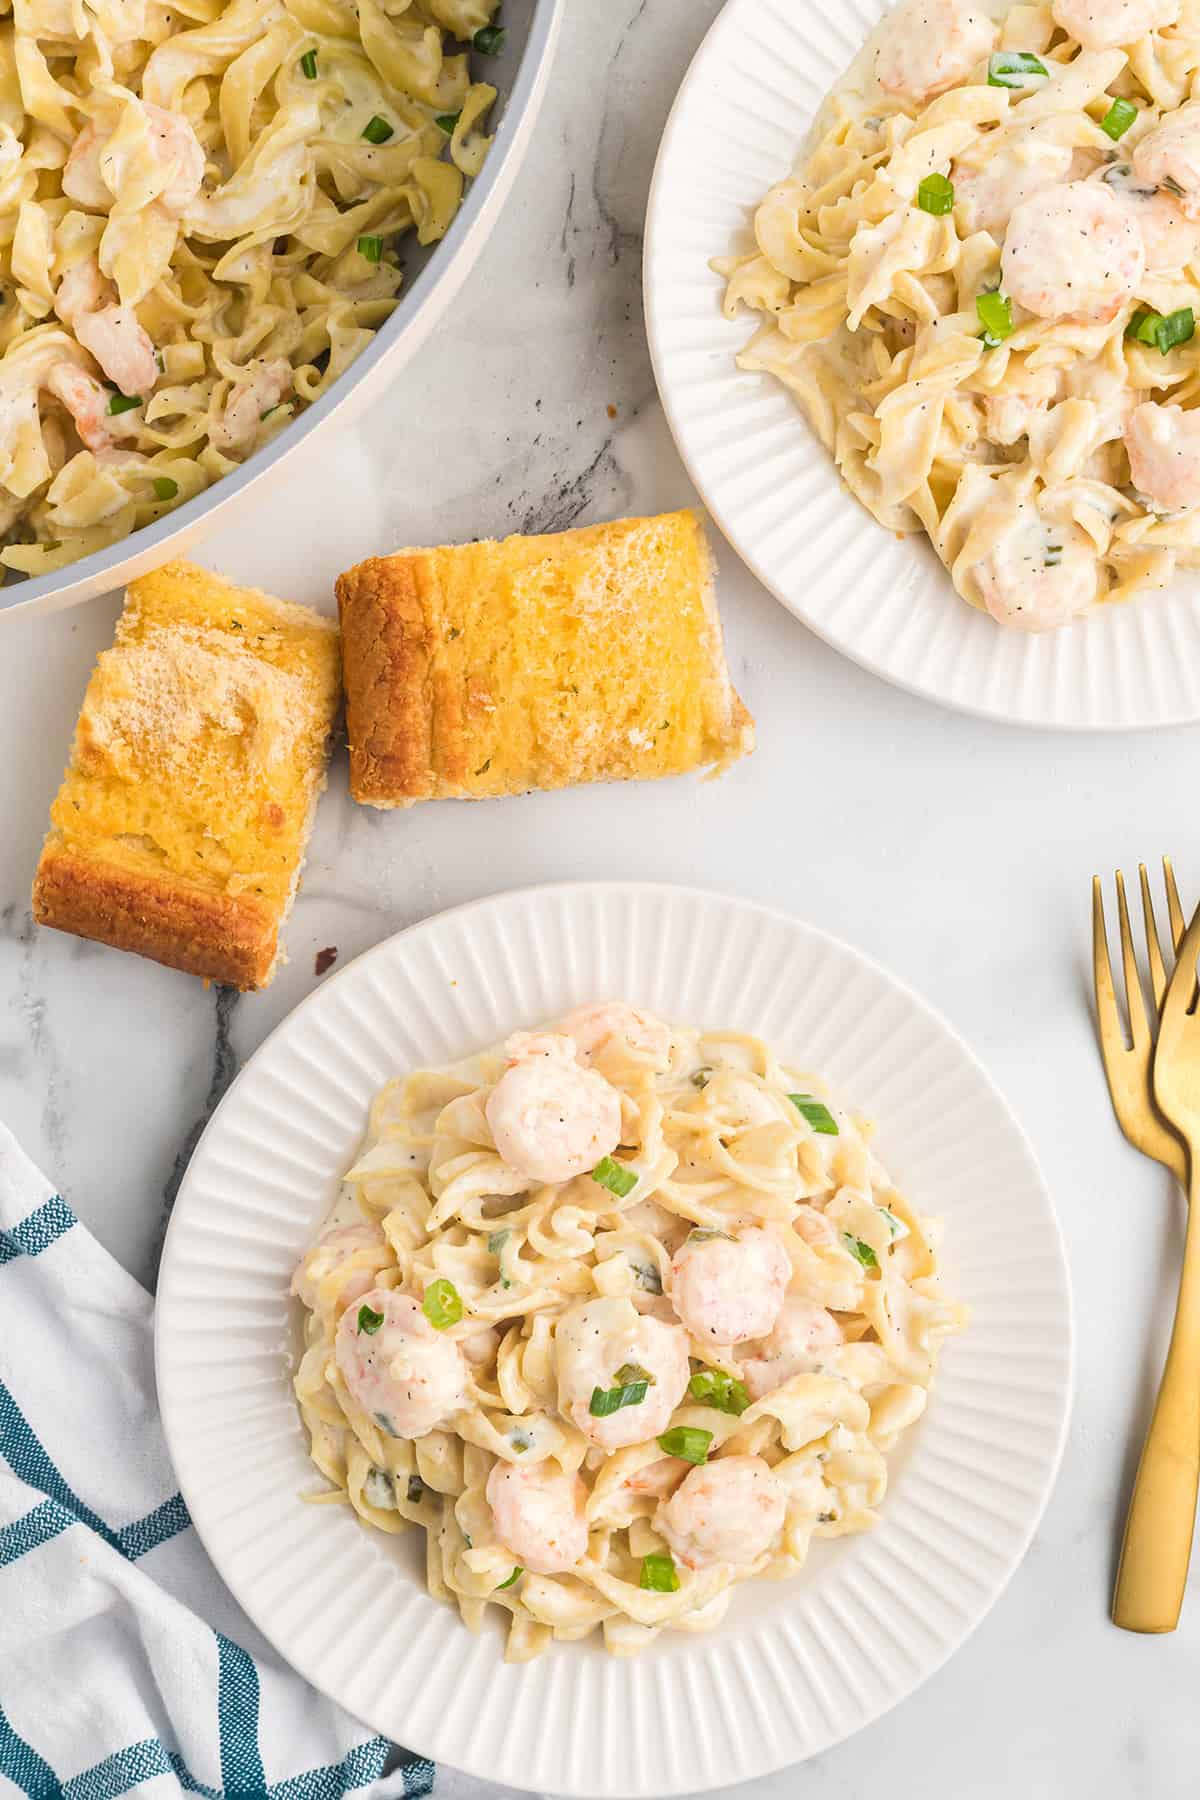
[292,1003,966,1661]
[716,0,1200,631]
[0,0,500,580]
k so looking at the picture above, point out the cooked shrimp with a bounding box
[1001,182,1144,323]
[64,103,205,217]
[55,258,158,398]
[485,1032,622,1184]
[1051,0,1177,48]
[669,1226,792,1346]
[1133,101,1200,219]
[44,364,121,453]
[793,1205,840,1249]
[334,1287,467,1439]
[209,358,293,456]
[970,503,1100,629]
[1093,163,1200,271]
[486,1460,589,1575]
[291,1221,385,1311]
[954,135,1074,236]
[1125,401,1200,509]
[655,1455,787,1570]
[555,1296,690,1450]
[557,1002,673,1066]
[875,0,997,103]
[741,1298,845,1400]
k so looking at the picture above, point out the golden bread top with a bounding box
[48,560,340,906]
[337,509,753,804]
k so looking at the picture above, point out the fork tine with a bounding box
[1093,876,1126,1050]
[1165,856,1185,952]
[1117,870,1151,1048]
[1140,863,1169,1010]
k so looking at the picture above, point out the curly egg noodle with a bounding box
[716,0,1200,632]
[292,1004,966,1661]
[0,0,499,580]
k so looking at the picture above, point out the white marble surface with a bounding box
[1,0,1197,1792]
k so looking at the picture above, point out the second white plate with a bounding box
[644,0,1200,730]
[156,883,1072,1796]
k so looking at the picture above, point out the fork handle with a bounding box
[1113,1154,1200,1633]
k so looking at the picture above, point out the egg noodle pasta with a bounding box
[0,0,500,579]
[716,0,1200,632]
[293,1003,966,1660]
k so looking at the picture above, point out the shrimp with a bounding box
[741,1297,845,1400]
[953,135,1075,237]
[485,1460,589,1574]
[668,1226,792,1346]
[334,1288,467,1439]
[1001,182,1144,323]
[1051,0,1177,48]
[557,1002,673,1067]
[875,0,997,103]
[64,103,205,217]
[555,1296,690,1450]
[55,257,158,398]
[291,1221,386,1312]
[44,364,121,453]
[1132,102,1200,219]
[970,502,1100,629]
[485,1032,621,1184]
[209,358,293,456]
[793,1205,840,1249]
[1092,163,1200,271]
[654,1455,787,1570]
[1125,402,1200,509]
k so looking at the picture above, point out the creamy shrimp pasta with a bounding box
[292,1003,966,1660]
[716,0,1200,630]
[0,0,501,579]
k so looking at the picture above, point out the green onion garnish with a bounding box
[106,391,141,415]
[687,1226,732,1243]
[687,1368,750,1415]
[423,1278,462,1329]
[357,1302,384,1334]
[591,1154,637,1198]
[1100,97,1136,140]
[362,114,394,144]
[1127,305,1195,353]
[473,23,505,53]
[496,1565,522,1589]
[691,1067,712,1088]
[639,1553,680,1592]
[1163,174,1186,196]
[976,290,1014,345]
[657,1426,713,1465]
[590,1362,652,1416]
[880,1207,903,1238]
[788,1094,839,1135]
[843,1234,878,1270]
[436,111,461,134]
[916,172,954,215]
[300,48,317,77]
[987,49,1048,87]
[487,1228,510,1255]
[151,476,178,502]
[357,234,383,262]
[1044,543,1063,567]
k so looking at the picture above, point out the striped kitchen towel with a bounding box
[0,1122,433,1800]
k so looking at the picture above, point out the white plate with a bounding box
[644,0,1200,730]
[156,883,1073,1797]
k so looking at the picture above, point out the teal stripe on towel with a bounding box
[216,1632,267,1798]
[0,1701,64,1798]
[0,1194,75,1266]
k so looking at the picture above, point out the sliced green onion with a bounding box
[357,1302,384,1334]
[487,1228,510,1255]
[691,1067,712,1088]
[590,1363,652,1416]
[107,391,141,415]
[473,23,505,53]
[362,114,394,143]
[916,172,954,215]
[633,1259,663,1296]
[496,1565,522,1589]
[1044,543,1063,568]
[1163,173,1186,197]
[788,1094,839,1135]
[357,234,383,262]
[639,1553,680,1592]
[975,290,1014,344]
[1100,97,1137,140]
[687,1368,750,1415]
[1127,305,1195,353]
[879,1207,905,1239]
[591,1154,637,1198]
[987,49,1048,87]
[151,476,178,502]
[423,1278,462,1329]
[686,1226,732,1244]
[843,1233,878,1270]
[615,1361,651,1386]
[436,111,461,134]
[300,48,318,77]
[657,1426,713,1465]
[375,1410,397,1436]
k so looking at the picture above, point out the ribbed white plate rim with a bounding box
[156,882,1074,1796]
[643,0,1200,732]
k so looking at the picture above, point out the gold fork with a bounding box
[1096,867,1199,1633]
